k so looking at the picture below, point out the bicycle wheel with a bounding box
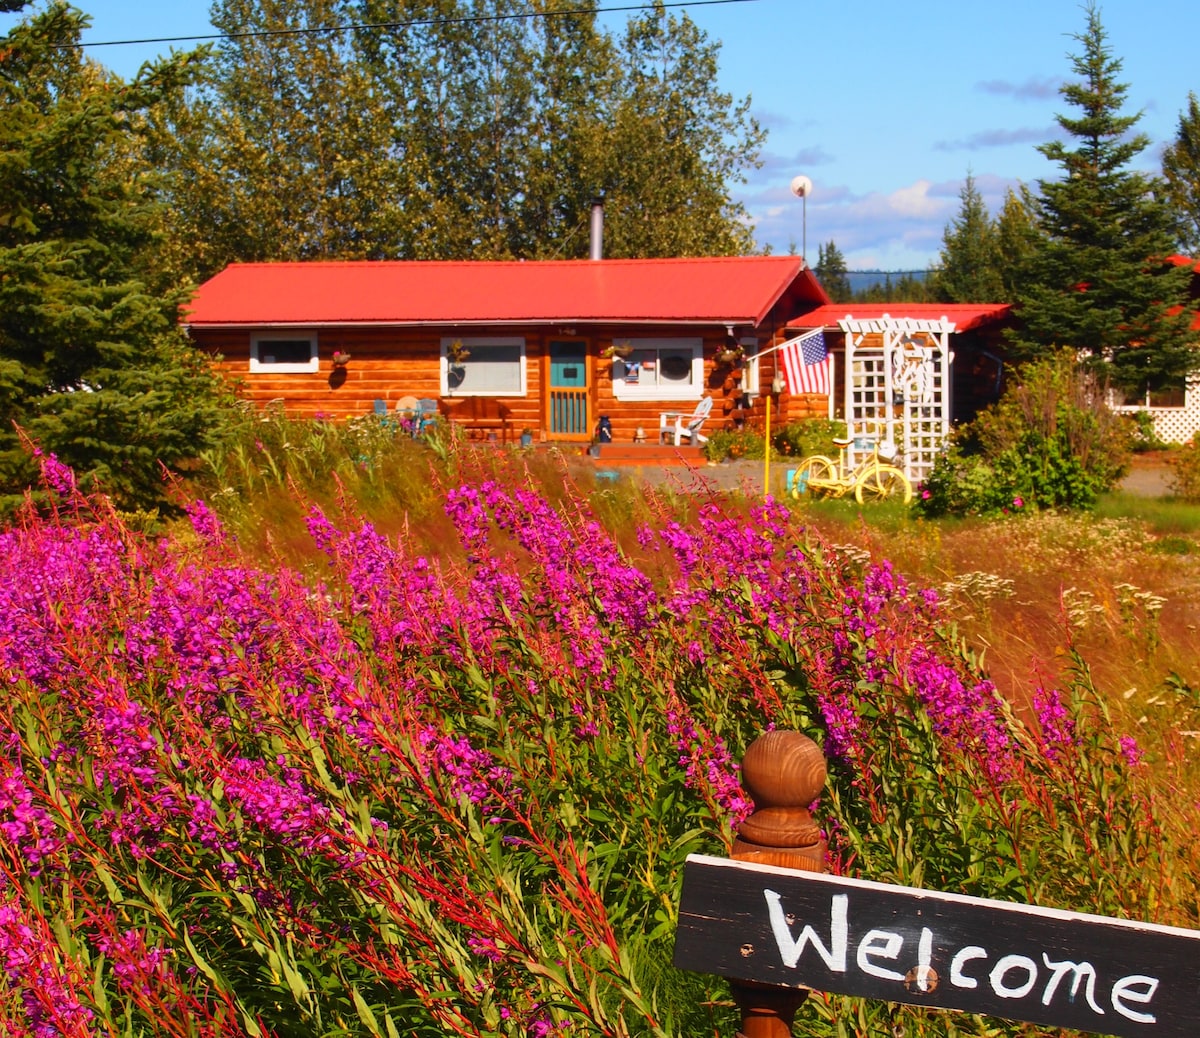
[792,455,837,497]
[855,464,913,504]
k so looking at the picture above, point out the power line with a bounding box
[55,0,760,53]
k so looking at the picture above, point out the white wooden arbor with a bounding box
[840,314,954,483]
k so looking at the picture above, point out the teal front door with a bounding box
[549,341,589,439]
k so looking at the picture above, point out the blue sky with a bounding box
[5,0,1198,270]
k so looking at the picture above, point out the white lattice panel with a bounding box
[1112,372,1200,445]
[842,315,952,483]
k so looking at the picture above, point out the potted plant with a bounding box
[331,350,351,368]
[715,344,744,365]
[520,428,534,448]
[601,340,633,359]
[446,339,471,391]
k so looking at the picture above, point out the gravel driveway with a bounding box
[626,455,1176,499]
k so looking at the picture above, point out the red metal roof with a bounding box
[788,302,1014,334]
[184,257,829,328]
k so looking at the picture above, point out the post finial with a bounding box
[728,730,828,1038]
[733,729,827,872]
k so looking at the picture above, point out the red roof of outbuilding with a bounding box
[788,302,1014,334]
[1166,254,1200,272]
[184,257,828,328]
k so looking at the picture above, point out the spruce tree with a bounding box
[1006,3,1196,392]
[815,241,852,302]
[931,172,1004,302]
[994,187,1044,300]
[1162,92,1200,255]
[0,2,229,513]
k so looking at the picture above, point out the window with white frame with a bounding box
[1120,379,1186,409]
[612,337,703,401]
[441,336,526,396]
[250,333,319,373]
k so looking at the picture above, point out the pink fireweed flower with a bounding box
[415,727,514,807]
[0,899,94,1034]
[666,704,752,825]
[93,927,172,997]
[1032,686,1077,760]
[185,498,226,545]
[904,644,1015,780]
[1119,735,1144,767]
[35,450,77,497]
[467,936,504,962]
[221,758,343,855]
[0,762,63,875]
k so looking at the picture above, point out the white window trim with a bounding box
[612,337,704,402]
[741,337,761,397]
[440,336,527,397]
[250,332,319,374]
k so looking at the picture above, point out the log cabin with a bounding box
[182,254,832,446]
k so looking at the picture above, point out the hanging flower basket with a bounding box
[716,347,744,365]
[331,350,351,368]
[602,341,633,359]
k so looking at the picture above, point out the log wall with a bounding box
[192,322,831,443]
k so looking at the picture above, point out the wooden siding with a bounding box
[192,322,831,442]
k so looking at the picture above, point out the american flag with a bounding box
[779,330,830,394]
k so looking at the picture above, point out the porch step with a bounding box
[585,442,706,466]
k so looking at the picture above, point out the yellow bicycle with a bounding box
[792,434,913,505]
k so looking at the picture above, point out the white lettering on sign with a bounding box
[1041,954,1104,1015]
[990,955,1039,999]
[1111,976,1158,1024]
[914,927,934,993]
[764,889,847,971]
[856,929,904,982]
[761,890,1160,1023]
[950,945,987,989]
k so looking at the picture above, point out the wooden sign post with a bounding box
[726,729,828,1038]
[675,731,1200,1038]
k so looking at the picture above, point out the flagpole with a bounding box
[828,350,836,421]
[763,391,771,501]
[745,329,827,501]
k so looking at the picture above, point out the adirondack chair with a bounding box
[659,395,713,446]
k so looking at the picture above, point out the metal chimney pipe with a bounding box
[589,197,604,260]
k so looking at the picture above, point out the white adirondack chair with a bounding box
[659,396,713,446]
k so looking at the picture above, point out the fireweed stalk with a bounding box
[0,459,1183,1038]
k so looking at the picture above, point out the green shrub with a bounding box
[702,426,765,462]
[1168,439,1200,501]
[771,417,847,458]
[917,352,1131,517]
[914,438,1020,517]
[1130,409,1169,451]
[703,419,848,463]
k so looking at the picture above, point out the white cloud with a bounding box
[741,177,969,269]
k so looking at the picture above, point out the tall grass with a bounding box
[0,429,1196,1036]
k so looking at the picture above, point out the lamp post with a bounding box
[790,174,812,261]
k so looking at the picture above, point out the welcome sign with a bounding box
[674,855,1200,1037]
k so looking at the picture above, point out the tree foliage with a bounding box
[1162,91,1200,256]
[930,172,1004,302]
[155,0,763,279]
[815,240,851,302]
[0,2,230,513]
[1005,3,1196,392]
[994,186,1044,300]
[852,272,932,303]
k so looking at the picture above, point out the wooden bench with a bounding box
[437,397,513,443]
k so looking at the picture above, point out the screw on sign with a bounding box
[672,730,1200,1038]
